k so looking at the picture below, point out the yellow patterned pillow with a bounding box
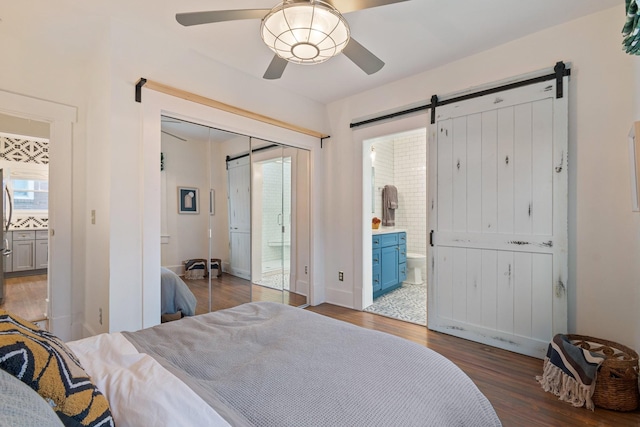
[0,310,114,427]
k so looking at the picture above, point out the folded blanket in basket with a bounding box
[184,259,206,280]
[536,334,605,410]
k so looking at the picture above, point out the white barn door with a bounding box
[428,78,568,358]
[227,157,251,279]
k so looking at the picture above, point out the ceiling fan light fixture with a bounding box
[261,0,350,65]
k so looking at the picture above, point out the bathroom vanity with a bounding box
[372,230,406,299]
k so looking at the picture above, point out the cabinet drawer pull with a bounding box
[373,258,379,262]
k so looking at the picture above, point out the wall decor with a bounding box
[178,186,199,214]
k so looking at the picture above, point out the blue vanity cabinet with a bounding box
[372,249,381,294]
[372,236,382,293]
[372,232,406,299]
[398,232,407,283]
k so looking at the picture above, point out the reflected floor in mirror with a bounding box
[182,274,306,315]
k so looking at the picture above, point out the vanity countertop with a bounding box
[372,228,407,235]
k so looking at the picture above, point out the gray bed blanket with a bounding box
[160,267,197,316]
[123,302,501,427]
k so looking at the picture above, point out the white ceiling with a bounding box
[158,0,621,104]
[2,0,622,104]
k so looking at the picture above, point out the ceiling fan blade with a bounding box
[176,9,270,27]
[161,130,187,142]
[325,0,409,14]
[263,55,289,80]
[342,38,384,75]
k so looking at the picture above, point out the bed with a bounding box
[160,266,197,318]
[0,303,501,427]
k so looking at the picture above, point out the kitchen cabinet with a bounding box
[8,230,48,274]
[35,230,49,269]
[372,231,406,299]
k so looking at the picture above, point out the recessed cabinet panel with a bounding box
[13,239,35,271]
[35,239,48,269]
[380,245,399,291]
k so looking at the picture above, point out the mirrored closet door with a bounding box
[250,139,309,307]
[160,116,251,315]
[160,117,310,320]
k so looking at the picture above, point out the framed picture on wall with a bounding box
[178,186,199,214]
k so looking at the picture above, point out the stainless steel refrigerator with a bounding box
[0,169,13,305]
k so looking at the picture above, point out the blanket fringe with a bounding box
[536,357,597,411]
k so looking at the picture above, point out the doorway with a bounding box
[0,114,50,328]
[362,128,428,325]
[0,90,75,340]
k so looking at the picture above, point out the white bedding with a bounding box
[67,333,230,427]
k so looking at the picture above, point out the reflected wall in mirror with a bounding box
[160,116,251,318]
[250,139,309,307]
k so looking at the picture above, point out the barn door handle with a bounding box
[430,230,434,247]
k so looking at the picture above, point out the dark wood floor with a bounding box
[0,274,48,322]
[5,274,639,425]
[182,273,307,315]
[307,304,640,427]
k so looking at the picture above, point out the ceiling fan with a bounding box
[176,0,409,80]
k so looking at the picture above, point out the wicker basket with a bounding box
[567,335,639,411]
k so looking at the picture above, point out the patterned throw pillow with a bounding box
[0,310,114,427]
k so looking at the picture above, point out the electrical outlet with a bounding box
[339,271,344,281]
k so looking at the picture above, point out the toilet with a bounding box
[405,253,426,285]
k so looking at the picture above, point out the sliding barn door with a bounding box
[428,78,568,358]
[227,157,251,280]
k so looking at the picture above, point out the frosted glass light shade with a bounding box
[261,1,350,65]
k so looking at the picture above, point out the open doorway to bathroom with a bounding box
[363,128,427,325]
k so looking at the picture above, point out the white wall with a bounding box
[632,53,640,354]
[1,4,328,336]
[160,134,210,271]
[325,6,640,350]
[101,17,329,332]
[393,130,428,257]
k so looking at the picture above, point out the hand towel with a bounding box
[382,185,398,226]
